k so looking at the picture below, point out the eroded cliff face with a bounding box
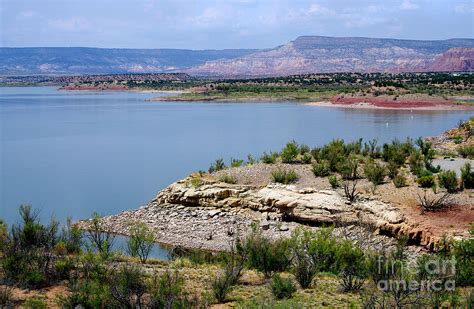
[187,37,474,76]
[152,177,443,250]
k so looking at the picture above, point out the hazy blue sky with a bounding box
[1,0,473,49]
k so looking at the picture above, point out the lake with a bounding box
[1,87,472,225]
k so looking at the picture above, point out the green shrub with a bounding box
[60,278,112,308]
[387,160,400,179]
[261,152,278,164]
[271,168,298,184]
[299,144,310,155]
[289,228,318,289]
[230,158,244,168]
[0,220,7,252]
[364,139,381,158]
[312,161,330,177]
[271,274,297,299]
[209,158,226,173]
[211,240,247,303]
[457,145,474,159]
[337,240,366,292]
[211,270,234,303]
[364,160,386,192]
[416,137,435,167]
[281,141,299,163]
[438,170,458,193]
[382,139,414,165]
[451,229,474,286]
[310,147,321,161]
[452,136,463,144]
[461,162,474,189]
[149,270,187,308]
[303,228,340,274]
[409,150,425,176]
[2,205,61,288]
[242,228,291,278]
[247,154,256,165]
[109,264,147,308]
[219,174,238,184]
[393,173,408,188]
[417,175,435,188]
[328,175,339,188]
[60,217,83,255]
[126,222,155,263]
[320,139,346,171]
[54,257,75,279]
[23,296,48,309]
[189,177,203,188]
[301,152,312,164]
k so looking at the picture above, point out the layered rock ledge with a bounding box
[86,173,462,253]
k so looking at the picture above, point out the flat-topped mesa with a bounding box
[153,175,440,250]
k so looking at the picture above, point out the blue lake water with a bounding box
[1,86,473,226]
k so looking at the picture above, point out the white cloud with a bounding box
[48,17,93,32]
[454,3,474,13]
[19,10,37,18]
[308,4,335,16]
[400,0,419,10]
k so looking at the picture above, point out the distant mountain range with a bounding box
[1,36,473,76]
[0,48,256,75]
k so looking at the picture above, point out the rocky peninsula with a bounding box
[79,119,474,257]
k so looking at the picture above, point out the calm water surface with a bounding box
[1,87,473,225]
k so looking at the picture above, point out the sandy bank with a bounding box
[305,101,474,111]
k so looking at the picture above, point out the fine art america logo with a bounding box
[376,256,456,292]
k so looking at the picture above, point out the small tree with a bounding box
[86,213,115,259]
[126,222,155,263]
[281,140,299,163]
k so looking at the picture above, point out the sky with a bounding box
[0,0,473,49]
